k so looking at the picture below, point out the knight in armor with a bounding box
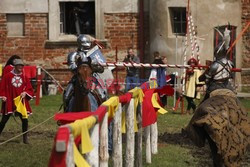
[64,34,107,112]
[199,26,234,102]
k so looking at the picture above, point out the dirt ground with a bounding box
[159,132,250,167]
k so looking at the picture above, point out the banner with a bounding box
[87,45,106,63]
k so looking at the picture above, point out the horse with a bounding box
[183,89,250,166]
[68,57,105,112]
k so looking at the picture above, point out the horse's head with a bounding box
[73,56,105,111]
[75,57,93,94]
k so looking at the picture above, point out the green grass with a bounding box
[239,98,250,111]
[0,95,249,167]
[143,144,197,167]
[0,95,62,167]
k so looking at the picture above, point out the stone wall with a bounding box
[241,0,250,90]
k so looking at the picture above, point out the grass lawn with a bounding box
[0,94,249,167]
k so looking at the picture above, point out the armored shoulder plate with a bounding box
[67,51,79,71]
[208,62,219,76]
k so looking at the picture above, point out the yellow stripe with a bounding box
[102,96,119,119]
[73,143,90,167]
[122,88,144,133]
[70,116,97,154]
[152,93,168,114]
[0,64,2,77]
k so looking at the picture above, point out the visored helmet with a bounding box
[77,34,91,52]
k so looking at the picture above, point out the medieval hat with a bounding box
[187,58,198,65]
[13,59,24,66]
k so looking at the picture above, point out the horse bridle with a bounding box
[76,63,92,96]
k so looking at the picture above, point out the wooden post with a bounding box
[35,66,42,105]
[86,123,99,167]
[125,99,135,167]
[151,122,158,154]
[112,103,122,167]
[145,126,151,163]
[135,104,142,167]
[99,113,109,167]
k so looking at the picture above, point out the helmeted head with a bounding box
[214,43,228,60]
[214,26,231,60]
[77,34,92,52]
[187,58,198,66]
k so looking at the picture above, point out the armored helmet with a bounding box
[77,34,91,52]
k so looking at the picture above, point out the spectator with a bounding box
[123,47,140,92]
[149,52,170,107]
[160,55,169,107]
[0,58,34,144]
[184,58,204,114]
[149,52,163,81]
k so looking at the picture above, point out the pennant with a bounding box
[0,64,2,77]
[152,93,168,114]
[122,88,144,133]
[102,96,119,119]
[69,116,97,154]
[14,96,28,119]
[73,143,90,167]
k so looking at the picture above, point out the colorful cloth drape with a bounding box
[23,66,37,79]
[102,96,119,120]
[142,89,168,127]
[49,127,71,167]
[69,116,97,154]
[14,96,28,119]
[54,106,107,125]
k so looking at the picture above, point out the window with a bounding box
[169,7,186,35]
[6,14,24,37]
[48,0,103,41]
[59,2,95,36]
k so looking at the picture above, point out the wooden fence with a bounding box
[49,87,167,167]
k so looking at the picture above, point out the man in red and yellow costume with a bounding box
[0,58,34,144]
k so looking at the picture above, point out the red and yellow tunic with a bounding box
[0,70,34,115]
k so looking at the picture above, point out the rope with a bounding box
[99,62,191,69]
[0,110,62,146]
[38,66,65,91]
